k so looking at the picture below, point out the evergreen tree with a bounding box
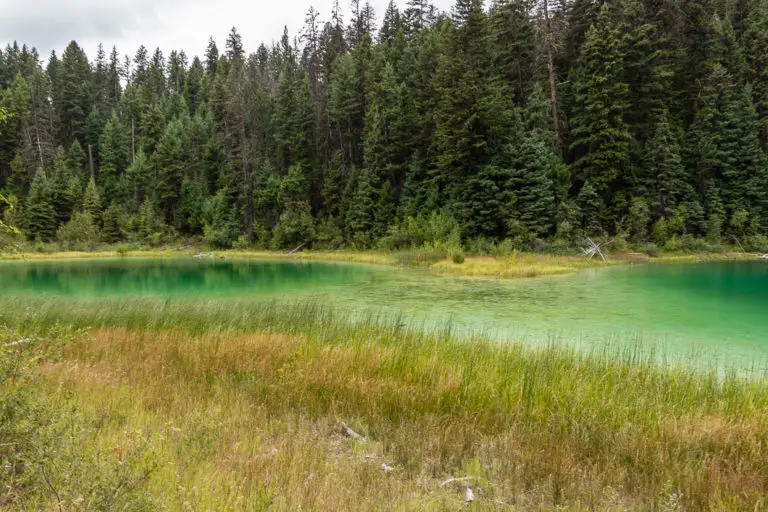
[98,112,129,204]
[101,202,122,242]
[568,5,631,228]
[24,167,55,241]
[82,177,102,222]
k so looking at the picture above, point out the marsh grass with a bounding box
[2,247,763,282]
[2,296,768,509]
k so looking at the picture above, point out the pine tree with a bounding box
[344,166,377,244]
[54,41,92,144]
[83,177,102,222]
[509,133,557,238]
[490,0,536,106]
[99,112,129,205]
[152,118,186,226]
[568,5,631,229]
[742,0,768,149]
[644,109,694,223]
[101,202,122,242]
[50,147,75,225]
[25,167,55,241]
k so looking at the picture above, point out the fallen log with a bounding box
[289,242,307,255]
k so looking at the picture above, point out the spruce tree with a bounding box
[644,109,691,219]
[99,112,129,205]
[24,168,55,241]
[82,177,102,222]
[568,5,631,229]
[509,133,557,238]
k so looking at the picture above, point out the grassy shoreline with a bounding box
[2,299,768,510]
[1,247,762,280]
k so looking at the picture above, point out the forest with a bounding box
[1,0,768,253]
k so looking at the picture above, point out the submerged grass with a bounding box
[2,296,768,509]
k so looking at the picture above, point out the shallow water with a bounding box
[1,258,767,369]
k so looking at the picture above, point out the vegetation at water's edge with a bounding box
[3,0,768,257]
[2,298,768,510]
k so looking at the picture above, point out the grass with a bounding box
[2,297,768,509]
[3,245,763,281]
[430,253,622,278]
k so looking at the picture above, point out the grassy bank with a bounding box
[2,246,763,281]
[2,298,768,510]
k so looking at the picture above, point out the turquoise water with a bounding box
[1,258,767,369]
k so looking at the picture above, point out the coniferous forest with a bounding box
[2,0,768,253]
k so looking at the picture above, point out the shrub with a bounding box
[272,201,315,250]
[380,211,460,251]
[232,235,252,250]
[452,251,465,264]
[56,211,100,251]
[148,232,164,248]
[745,235,768,253]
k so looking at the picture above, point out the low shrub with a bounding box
[56,211,100,251]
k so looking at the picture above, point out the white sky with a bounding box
[2,0,453,62]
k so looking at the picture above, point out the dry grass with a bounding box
[430,253,623,278]
[20,319,768,511]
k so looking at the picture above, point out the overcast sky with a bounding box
[3,0,453,62]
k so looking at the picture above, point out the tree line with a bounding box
[1,0,768,252]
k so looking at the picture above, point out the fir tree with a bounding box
[82,177,102,222]
[24,168,55,241]
[98,112,129,205]
[568,5,631,228]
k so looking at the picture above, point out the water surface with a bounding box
[1,258,766,370]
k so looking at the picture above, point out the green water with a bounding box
[1,258,767,369]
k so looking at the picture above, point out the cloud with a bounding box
[2,0,453,60]
[2,0,169,53]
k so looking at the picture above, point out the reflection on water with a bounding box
[1,258,767,369]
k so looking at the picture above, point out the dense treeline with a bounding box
[1,0,768,252]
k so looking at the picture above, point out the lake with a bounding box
[1,258,767,370]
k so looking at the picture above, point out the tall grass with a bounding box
[2,296,768,509]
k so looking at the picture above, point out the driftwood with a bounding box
[761,254,768,260]
[340,421,365,441]
[289,242,307,255]
[581,237,612,263]
[439,476,477,488]
[4,337,34,348]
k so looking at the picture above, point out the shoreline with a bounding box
[0,247,762,279]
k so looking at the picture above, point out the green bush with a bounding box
[232,235,252,250]
[451,251,465,264]
[0,328,156,510]
[745,235,768,253]
[56,211,100,251]
[272,201,315,250]
[380,211,460,251]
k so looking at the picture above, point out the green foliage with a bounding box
[0,328,156,510]
[101,202,123,243]
[56,211,100,250]
[2,1,768,250]
[380,211,461,250]
[272,200,315,250]
[25,169,56,242]
[82,178,102,222]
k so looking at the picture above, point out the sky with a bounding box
[2,0,453,62]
